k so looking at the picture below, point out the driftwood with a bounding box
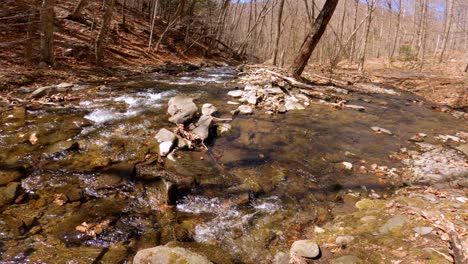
[450,231,468,264]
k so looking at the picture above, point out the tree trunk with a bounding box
[154,0,186,52]
[390,0,402,59]
[40,0,55,66]
[350,0,359,63]
[289,0,339,78]
[272,0,285,66]
[357,0,375,73]
[148,0,159,49]
[70,0,88,19]
[438,0,454,63]
[95,0,115,66]
[122,0,126,27]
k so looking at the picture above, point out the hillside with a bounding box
[0,0,233,90]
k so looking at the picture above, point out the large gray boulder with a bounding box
[167,96,198,124]
[133,246,212,264]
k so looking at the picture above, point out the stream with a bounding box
[0,67,466,263]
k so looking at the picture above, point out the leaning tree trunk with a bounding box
[70,0,88,20]
[272,0,285,66]
[95,0,115,66]
[289,0,339,78]
[40,0,55,65]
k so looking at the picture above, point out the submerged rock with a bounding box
[167,96,198,124]
[0,169,23,186]
[216,123,232,136]
[371,126,393,135]
[133,246,212,264]
[290,240,320,259]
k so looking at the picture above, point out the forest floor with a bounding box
[0,0,233,91]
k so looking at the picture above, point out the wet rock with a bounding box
[0,169,23,186]
[100,244,129,263]
[192,115,213,140]
[92,162,134,189]
[0,182,20,207]
[56,82,74,89]
[136,163,166,180]
[43,140,79,156]
[201,103,218,116]
[238,105,253,115]
[336,235,355,246]
[247,94,259,105]
[334,255,362,264]
[217,123,232,136]
[379,215,406,234]
[227,90,243,98]
[156,128,177,156]
[371,126,393,135]
[133,246,212,264]
[413,226,433,236]
[290,240,320,259]
[64,188,84,202]
[167,96,198,124]
[145,179,177,206]
[176,135,189,149]
[165,242,234,264]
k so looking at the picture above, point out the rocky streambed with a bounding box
[0,66,467,263]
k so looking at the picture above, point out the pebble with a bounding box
[238,105,253,115]
[314,226,325,234]
[371,126,393,135]
[227,90,244,98]
[413,226,433,236]
[379,215,406,234]
[290,240,320,259]
[342,162,353,170]
[336,235,355,246]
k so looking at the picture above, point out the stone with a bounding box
[371,126,393,135]
[165,242,234,264]
[342,162,353,170]
[167,96,198,124]
[133,246,212,264]
[56,82,74,89]
[227,90,244,98]
[314,226,325,233]
[265,87,284,94]
[334,255,362,264]
[0,182,20,207]
[227,101,239,105]
[176,136,189,149]
[290,240,320,259]
[216,123,232,136]
[244,84,259,91]
[159,142,174,157]
[360,215,377,223]
[201,103,218,116]
[156,128,177,156]
[0,169,23,186]
[273,252,290,264]
[192,115,213,140]
[285,100,305,111]
[345,105,365,111]
[379,215,406,234]
[145,180,177,206]
[30,86,54,98]
[335,235,354,246]
[238,105,253,115]
[456,144,468,156]
[277,105,287,113]
[413,226,433,236]
[247,94,259,105]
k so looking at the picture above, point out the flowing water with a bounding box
[0,67,466,263]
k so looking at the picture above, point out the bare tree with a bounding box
[438,0,454,63]
[95,0,115,65]
[289,0,339,78]
[70,0,89,20]
[40,0,55,65]
[357,0,375,73]
[272,0,285,66]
